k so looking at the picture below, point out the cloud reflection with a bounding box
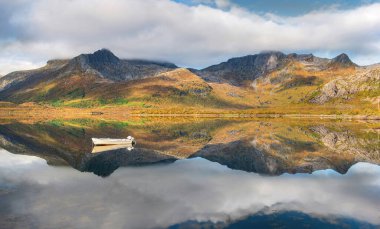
[0,149,379,229]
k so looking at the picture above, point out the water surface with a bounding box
[0,118,379,228]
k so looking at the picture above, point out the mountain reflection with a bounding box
[0,118,378,176]
[0,150,379,229]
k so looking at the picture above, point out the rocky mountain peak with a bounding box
[67,49,120,72]
[88,48,120,64]
[330,53,356,67]
[197,51,287,84]
[63,49,178,81]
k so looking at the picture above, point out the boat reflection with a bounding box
[91,144,134,153]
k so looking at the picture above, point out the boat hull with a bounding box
[92,137,136,146]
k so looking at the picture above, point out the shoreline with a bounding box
[129,113,380,120]
[1,107,379,121]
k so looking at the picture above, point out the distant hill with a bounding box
[0,49,379,114]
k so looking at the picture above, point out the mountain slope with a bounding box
[0,49,177,103]
[0,49,379,115]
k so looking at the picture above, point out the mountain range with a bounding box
[0,49,379,115]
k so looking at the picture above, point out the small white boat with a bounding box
[92,136,136,146]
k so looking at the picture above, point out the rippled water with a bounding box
[0,118,379,228]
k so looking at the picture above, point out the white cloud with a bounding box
[1,0,380,75]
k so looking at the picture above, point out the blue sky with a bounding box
[1,0,380,74]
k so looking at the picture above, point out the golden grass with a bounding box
[1,64,379,117]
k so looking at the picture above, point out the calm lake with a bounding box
[0,118,379,228]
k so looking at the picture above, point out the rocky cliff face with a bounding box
[310,66,380,103]
[193,51,288,85]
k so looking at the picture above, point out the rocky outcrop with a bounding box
[194,51,287,85]
[310,67,380,103]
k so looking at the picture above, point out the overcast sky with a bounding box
[1,0,380,75]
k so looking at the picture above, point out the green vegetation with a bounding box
[44,97,130,108]
[98,97,129,106]
[45,118,146,129]
[68,100,98,108]
[308,89,321,101]
[65,88,86,99]
[98,121,129,129]
[2,64,378,116]
[278,75,322,92]
[167,93,251,109]
[50,99,64,107]
[46,119,65,127]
